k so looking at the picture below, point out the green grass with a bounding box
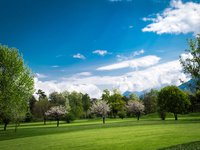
[0,114,200,150]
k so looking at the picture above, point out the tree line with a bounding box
[1,35,200,130]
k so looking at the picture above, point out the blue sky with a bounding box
[0,0,200,98]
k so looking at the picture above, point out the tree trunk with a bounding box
[4,122,8,131]
[137,112,140,120]
[102,116,105,124]
[57,119,59,127]
[174,113,178,120]
[44,116,46,125]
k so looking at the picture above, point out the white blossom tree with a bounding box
[126,100,144,120]
[90,100,110,124]
[45,105,67,127]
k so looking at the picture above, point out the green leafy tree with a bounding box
[49,92,66,106]
[158,86,190,120]
[0,45,34,130]
[108,89,125,118]
[142,89,158,114]
[82,93,91,118]
[34,89,50,124]
[29,95,37,115]
[68,91,83,118]
[180,35,200,90]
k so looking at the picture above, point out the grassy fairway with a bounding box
[0,115,200,150]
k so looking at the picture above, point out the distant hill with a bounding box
[178,79,196,93]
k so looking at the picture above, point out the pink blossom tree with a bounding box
[127,100,144,120]
[45,105,67,127]
[90,100,110,124]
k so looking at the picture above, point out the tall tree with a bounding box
[68,91,83,118]
[142,89,158,114]
[82,94,91,118]
[34,89,50,125]
[180,35,200,90]
[158,86,190,120]
[0,45,34,130]
[29,95,37,115]
[105,89,125,118]
[49,92,66,106]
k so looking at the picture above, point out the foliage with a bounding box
[0,45,34,130]
[45,105,67,127]
[102,89,125,118]
[180,34,200,90]
[117,110,126,119]
[142,89,158,114]
[126,100,144,120]
[158,86,190,120]
[49,92,66,106]
[82,93,91,118]
[68,91,83,118]
[90,100,110,123]
[34,90,50,124]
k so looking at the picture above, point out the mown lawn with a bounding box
[0,114,200,150]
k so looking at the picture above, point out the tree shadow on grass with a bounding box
[158,141,200,150]
[0,118,199,142]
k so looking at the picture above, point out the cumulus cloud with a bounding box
[73,53,86,59]
[34,78,102,98]
[92,50,108,56]
[97,55,160,71]
[142,0,200,35]
[34,59,189,98]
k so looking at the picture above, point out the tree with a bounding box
[180,35,200,90]
[68,91,83,118]
[158,86,190,120]
[126,100,144,120]
[0,45,34,130]
[49,92,66,106]
[142,89,158,114]
[34,89,50,124]
[82,94,91,118]
[29,95,37,115]
[104,89,125,118]
[45,105,67,127]
[90,100,110,124]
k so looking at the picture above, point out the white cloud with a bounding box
[34,59,189,98]
[92,50,108,56]
[116,49,145,61]
[142,0,200,35]
[97,55,160,71]
[34,78,102,98]
[74,72,92,77]
[35,73,47,79]
[52,65,59,68]
[133,49,145,57]
[73,53,86,59]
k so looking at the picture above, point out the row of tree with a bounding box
[1,35,200,130]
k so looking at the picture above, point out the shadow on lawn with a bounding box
[158,141,200,150]
[0,118,199,142]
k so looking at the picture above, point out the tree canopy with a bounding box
[0,45,34,130]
